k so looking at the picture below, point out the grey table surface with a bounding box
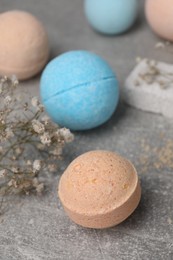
[0,0,173,259]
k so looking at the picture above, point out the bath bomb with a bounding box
[84,0,139,35]
[40,50,119,131]
[145,0,173,41]
[58,150,141,229]
[0,10,49,80]
[123,59,173,118]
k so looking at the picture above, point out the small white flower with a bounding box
[15,147,22,155]
[41,115,50,125]
[58,128,74,143]
[1,120,5,125]
[0,76,7,83]
[32,119,45,134]
[40,132,51,145]
[8,179,17,188]
[36,183,44,194]
[4,95,12,105]
[32,177,39,187]
[5,128,14,139]
[50,147,62,156]
[33,160,42,172]
[11,167,19,173]
[31,97,44,112]
[48,164,57,172]
[26,160,32,166]
[8,180,13,186]
[31,97,40,108]
[0,169,7,178]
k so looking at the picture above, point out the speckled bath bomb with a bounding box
[0,10,49,80]
[40,50,119,131]
[84,0,139,35]
[58,150,141,229]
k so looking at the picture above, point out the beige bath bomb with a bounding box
[145,0,173,41]
[0,10,49,80]
[58,150,141,229]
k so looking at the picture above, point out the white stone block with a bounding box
[123,59,173,118]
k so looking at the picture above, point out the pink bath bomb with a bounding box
[0,10,49,80]
[145,0,173,42]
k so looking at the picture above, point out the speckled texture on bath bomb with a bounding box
[0,10,49,80]
[40,50,119,131]
[145,0,173,42]
[84,0,139,35]
[58,150,141,229]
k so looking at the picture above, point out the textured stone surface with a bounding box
[0,0,173,259]
[124,59,173,118]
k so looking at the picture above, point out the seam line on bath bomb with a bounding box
[43,76,116,102]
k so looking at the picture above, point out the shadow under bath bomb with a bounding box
[40,50,119,131]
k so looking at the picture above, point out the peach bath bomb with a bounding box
[40,50,119,131]
[0,10,49,80]
[145,0,173,41]
[58,150,141,229]
[84,0,139,35]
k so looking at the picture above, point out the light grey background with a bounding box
[0,0,173,259]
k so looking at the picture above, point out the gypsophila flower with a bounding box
[33,160,42,173]
[1,76,7,83]
[0,119,5,125]
[50,147,62,156]
[32,119,45,134]
[48,164,57,172]
[8,179,17,188]
[5,128,14,139]
[4,95,12,105]
[0,169,7,178]
[36,183,44,194]
[32,177,39,187]
[11,167,19,173]
[31,97,40,108]
[41,115,50,125]
[58,128,74,143]
[26,160,32,166]
[0,75,74,201]
[12,156,16,161]
[15,147,23,155]
[40,132,51,145]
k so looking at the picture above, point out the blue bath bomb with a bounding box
[84,0,139,35]
[40,50,119,131]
